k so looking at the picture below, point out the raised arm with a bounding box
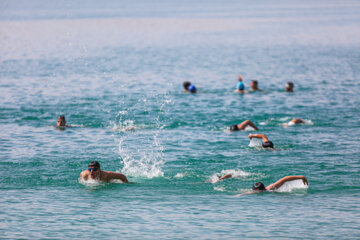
[215,174,232,183]
[248,134,269,142]
[266,175,308,190]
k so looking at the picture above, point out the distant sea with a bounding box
[1,0,359,239]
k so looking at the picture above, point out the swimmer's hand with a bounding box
[248,134,253,139]
[302,177,308,186]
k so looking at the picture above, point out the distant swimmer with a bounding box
[80,161,129,183]
[282,118,304,128]
[250,80,260,91]
[183,81,197,93]
[248,133,274,148]
[216,175,308,194]
[54,115,72,128]
[235,75,246,93]
[230,120,259,131]
[285,81,294,92]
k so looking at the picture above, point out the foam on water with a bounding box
[244,125,256,131]
[248,138,262,147]
[275,179,309,192]
[78,177,106,187]
[210,169,251,183]
[174,173,184,178]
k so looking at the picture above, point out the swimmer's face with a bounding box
[57,117,66,127]
[251,81,258,89]
[88,167,100,179]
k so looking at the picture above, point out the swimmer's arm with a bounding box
[266,176,308,190]
[107,172,129,183]
[248,134,269,142]
[215,174,232,183]
[234,191,255,197]
[80,170,89,180]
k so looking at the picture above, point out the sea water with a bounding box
[1,0,360,239]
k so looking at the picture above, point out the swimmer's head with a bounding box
[238,75,243,82]
[188,84,197,93]
[230,124,239,131]
[252,182,266,191]
[57,115,66,127]
[88,161,101,179]
[262,141,274,149]
[251,80,258,90]
[183,81,191,90]
[286,82,294,92]
[88,161,100,168]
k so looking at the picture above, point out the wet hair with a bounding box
[252,182,266,191]
[251,80,258,85]
[88,161,100,169]
[58,115,66,121]
[230,124,239,131]
[262,141,274,148]
[286,82,294,90]
[183,81,191,90]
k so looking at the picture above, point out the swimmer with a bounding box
[230,120,259,131]
[250,80,259,91]
[80,161,129,183]
[235,75,246,93]
[216,174,308,194]
[282,118,304,128]
[248,133,274,148]
[285,81,294,92]
[183,81,197,93]
[54,115,71,128]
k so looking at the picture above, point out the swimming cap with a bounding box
[252,182,266,191]
[262,141,274,148]
[237,82,244,91]
[230,125,239,131]
[89,161,100,168]
[188,84,196,93]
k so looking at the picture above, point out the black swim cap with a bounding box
[183,81,191,90]
[252,182,266,191]
[262,141,274,148]
[230,124,239,131]
[88,161,100,168]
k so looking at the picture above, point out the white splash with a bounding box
[244,125,256,131]
[210,169,251,183]
[214,186,226,192]
[78,177,105,187]
[174,173,184,178]
[249,138,262,147]
[112,120,142,132]
[119,136,165,178]
[276,179,309,192]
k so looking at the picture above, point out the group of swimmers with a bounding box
[183,75,308,193]
[56,75,308,195]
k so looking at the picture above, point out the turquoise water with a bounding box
[1,0,360,238]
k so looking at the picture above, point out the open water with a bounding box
[1,0,360,239]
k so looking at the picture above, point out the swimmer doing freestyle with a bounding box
[248,133,274,148]
[216,175,308,195]
[80,161,129,183]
